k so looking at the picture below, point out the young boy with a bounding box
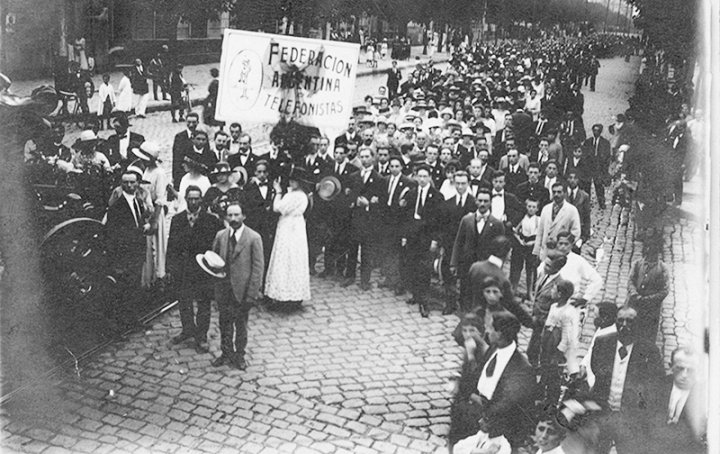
[97,73,115,130]
[539,278,579,403]
[510,198,540,297]
[532,409,568,454]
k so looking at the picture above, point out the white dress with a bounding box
[265,190,311,302]
[116,75,133,112]
[140,165,169,286]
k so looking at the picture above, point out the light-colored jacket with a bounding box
[212,226,264,305]
[533,201,581,259]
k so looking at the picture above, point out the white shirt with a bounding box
[559,252,602,303]
[387,174,399,206]
[476,341,517,400]
[668,384,690,423]
[536,446,566,454]
[97,82,116,105]
[456,191,468,208]
[608,341,634,411]
[544,176,556,192]
[454,432,512,454]
[414,185,428,219]
[122,191,140,227]
[362,167,371,184]
[491,190,505,220]
[476,211,489,234]
[568,187,578,201]
[231,224,245,244]
[119,133,130,160]
[257,180,269,199]
[544,303,580,373]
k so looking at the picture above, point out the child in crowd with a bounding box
[511,198,540,297]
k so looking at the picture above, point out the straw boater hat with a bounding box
[72,130,99,151]
[196,251,226,278]
[230,165,248,186]
[126,159,147,182]
[133,141,161,161]
[316,176,341,201]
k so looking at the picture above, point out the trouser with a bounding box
[178,287,211,341]
[526,318,546,366]
[509,244,537,294]
[405,236,432,302]
[170,92,184,120]
[152,78,167,100]
[307,217,328,272]
[629,296,663,343]
[591,176,607,207]
[458,271,473,313]
[134,93,150,116]
[218,290,250,358]
[380,226,403,287]
[590,74,597,91]
[324,221,351,277]
[440,245,456,291]
[347,238,375,284]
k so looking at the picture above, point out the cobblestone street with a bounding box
[0,56,705,454]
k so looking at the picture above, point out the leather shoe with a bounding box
[442,303,456,316]
[419,303,429,318]
[232,356,247,370]
[359,282,371,291]
[340,277,354,287]
[195,341,209,354]
[172,332,193,344]
[211,355,230,367]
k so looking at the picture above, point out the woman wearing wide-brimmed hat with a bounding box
[173,156,210,213]
[71,130,112,173]
[203,162,243,218]
[264,166,312,307]
[133,141,170,286]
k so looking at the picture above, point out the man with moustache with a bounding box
[211,202,264,370]
[534,182,581,260]
[166,185,223,353]
[106,112,145,171]
[451,188,505,313]
[227,133,259,176]
[242,160,277,275]
[582,123,612,209]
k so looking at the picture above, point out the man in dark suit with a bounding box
[227,133,259,176]
[563,145,592,195]
[106,113,145,171]
[532,110,557,140]
[560,110,586,151]
[498,148,528,194]
[467,156,493,198]
[526,251,567,366]
[401,165,443,317]
[166,185,223,353]
[184,130,217,175]
[582,123,612,208]
[105,169,151,328]
[172,112,199,189]
[373,146,391,176]
[589,306,665,454]
[211,202,264,370]
[439,171,475,315]
[241,160,277,275]
[643,347,706,454]
[566,170,591,248]
[386,60,402,100]
[344,147,385,290]
[516,163,550,208]
[334,117,362,149]
[489,170,525,232]
[377,157,414,293]
[423,144,445,188]
[321,145,359,280]
[448,311,538,449]
[451,188,505,312]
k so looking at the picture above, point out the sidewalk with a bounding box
[8,45,449,115]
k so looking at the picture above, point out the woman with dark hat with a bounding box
[203,162,243,218]
[264,166,312,307]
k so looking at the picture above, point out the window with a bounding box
[207,12,229,38]
[177,17,191,40]
[133,5,155,40]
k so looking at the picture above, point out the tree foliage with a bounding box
[627,0,697,66]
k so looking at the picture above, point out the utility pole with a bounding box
[604,0,612,33]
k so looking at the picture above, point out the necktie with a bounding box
[415,188,424,218]
[363,169,370,184]
[552,203,560,221]
[457,195,462,207]
[485,353,498,377]
[229,229,238,257]
[387,176,397,206]
[619,345,628,360]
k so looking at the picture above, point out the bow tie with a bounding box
[493,192,503,198]
[239,152,249,157]
[257,181,268,187]
[470,179,482,185]
[119,134,128,140]
[476,213,489,222]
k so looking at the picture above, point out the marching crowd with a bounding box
[23,33,707,454]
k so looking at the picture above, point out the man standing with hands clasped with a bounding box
[211,202,264,370]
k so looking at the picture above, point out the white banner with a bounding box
[215,29,360,134]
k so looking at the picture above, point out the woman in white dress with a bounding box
[133,141,169,287]
[116,69,133,113]
[264,171,311,306]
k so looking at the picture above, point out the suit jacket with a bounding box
[498,154,530,173]
[380,173,415,227]
[130,65,149,94]
[450,212,505,274]
[299,154,331,183]
[531,119,558,138]
[567,187,591,241]
[172,129,194,189]
[166,210,223,288]
[582,135,612,181]
[532,269,563,320]
[425,161,445,188]
[374,162,391,176]
[185,146,218,173]
[347,168,385,241]
[493,191,525,228]
[334,131,362,149]
[590,333,664,412]
[228,151,261,176]
[479,348,538,446]
[401,185,443,244]
[562,155,592,182]
[241,180,278,239]
[515,181,550,208]
[105,193,148,263]
[533,201,581,258]
[439,192,476,246]
[106,131,145,169]
[212,226,265,305]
